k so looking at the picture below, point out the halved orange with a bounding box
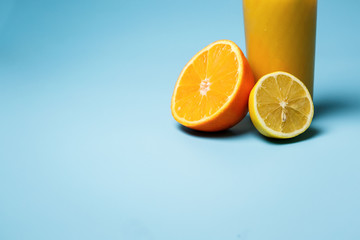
[171,40,255,132]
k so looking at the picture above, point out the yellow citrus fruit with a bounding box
[171,40,255,132]
[249,71,314,139]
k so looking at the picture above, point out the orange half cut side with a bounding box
[171,40,255,132]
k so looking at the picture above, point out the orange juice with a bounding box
[243,0,317,96]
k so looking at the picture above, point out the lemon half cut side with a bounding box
[249,71,314,139]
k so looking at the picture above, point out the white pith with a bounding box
[200,78,211,96]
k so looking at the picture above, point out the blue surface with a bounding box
[1,0,360,239]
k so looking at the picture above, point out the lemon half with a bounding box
[249,71,314,139]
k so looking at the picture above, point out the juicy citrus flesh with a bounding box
[174,43,240,121]
[249,72,314,139]
[171,40,254,132]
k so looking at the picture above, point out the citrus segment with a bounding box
[171,40,255,132]
[249,71,314,138]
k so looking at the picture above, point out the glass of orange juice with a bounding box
[243,0,317,96]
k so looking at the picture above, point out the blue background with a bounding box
[1,0,360,239]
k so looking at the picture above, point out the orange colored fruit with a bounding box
[171,40,255,132]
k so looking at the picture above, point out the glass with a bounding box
[243,0,317,96]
